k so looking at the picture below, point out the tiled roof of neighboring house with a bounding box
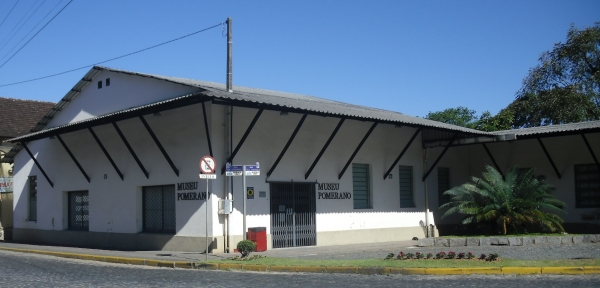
[0,97,55,140]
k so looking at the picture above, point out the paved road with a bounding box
[1,250,599,288]
[6,240,600,262]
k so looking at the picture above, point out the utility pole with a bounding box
[226,17,233,92]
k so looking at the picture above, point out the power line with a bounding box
[0,0,20,31]
[0,0,41,49]
[0,22,223,88]
[0,0,47,53]
[0,0,63,63]
[0,0,72,70]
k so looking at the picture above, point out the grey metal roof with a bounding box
[92,66,492,134]
[4,66,599,163]
[493,120,600,137]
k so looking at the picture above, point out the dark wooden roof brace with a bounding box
[113,122,149,179]
[201,102,213,157]
[139,116,179,177]
[422,133,458,182]
[267,114,308,178]
[221,108,264,174]
[338,122,378,180]
[383,128,421,180]
[537,137,561,179]
[20,142,54,187]
[305,118,345,180]
[482,143,504,179]
[581,134,600,172]
[88,127,124,180]
[56,134,90,183]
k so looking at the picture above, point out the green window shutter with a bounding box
[438,167,451,206]
[353,163,371,209]
[28,176,37,221]
[575,164,600,208]
[399,165,414,208]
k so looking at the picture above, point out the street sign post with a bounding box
[225,162,260,240]
[199,156,217,261]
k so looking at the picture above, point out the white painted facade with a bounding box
[9,68,600,251]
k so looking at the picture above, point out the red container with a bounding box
[247,227,267,252]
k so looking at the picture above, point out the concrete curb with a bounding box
[1,246,599,275]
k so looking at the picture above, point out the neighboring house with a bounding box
[2,66,598,252]
[0,97,55,240]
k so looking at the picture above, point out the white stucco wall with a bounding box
[430,132,600,225]
[13,70,598,249]
[47,70,199,128]
[13,100,215,237]
[214,106,433,238]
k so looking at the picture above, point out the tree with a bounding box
[475,109,514,132]
[425,107,513,132]
[425,107,478,129]
[509,23,600,128]
[439,165,566,235]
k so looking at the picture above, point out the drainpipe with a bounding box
[423,148,430,237]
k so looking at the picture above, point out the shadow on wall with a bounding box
[12,228,216,252]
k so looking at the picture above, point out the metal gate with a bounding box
[270,182,316,248]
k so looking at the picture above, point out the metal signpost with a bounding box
[225,162,260,240]
[199,156,216,261]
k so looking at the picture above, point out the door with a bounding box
[270,182,316,248]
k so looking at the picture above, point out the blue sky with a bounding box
[0,0,598,118]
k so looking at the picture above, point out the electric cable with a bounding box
[0,0,48,53]
[0,0,63,63]
[0,0,41,50]
[0,0,20,31]
[0,21,223,87]
[0,0,72,70]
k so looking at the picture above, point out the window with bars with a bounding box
[68,191,89,230]
[438,167,451,206]
[575,164,600,208]
[353,163,371,209]
[28,176,37,221]
[399,165,415,208]
[143,185,176,233]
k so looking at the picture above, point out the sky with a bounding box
[0,0,598,118]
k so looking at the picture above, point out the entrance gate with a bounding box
[270,182,316,248]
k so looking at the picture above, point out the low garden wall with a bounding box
[417,235,600,247]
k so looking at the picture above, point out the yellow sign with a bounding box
[247,187,254,199]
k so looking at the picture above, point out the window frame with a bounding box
[399,165,415,208]
[574,164,600,208]
[142,185,176,234]
[68,190,89,230]
[27,175,37,222]
[352,163,372,209]
[437,167,451,207]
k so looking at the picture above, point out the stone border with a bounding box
[1,246,600,275]
[417,234,600,247]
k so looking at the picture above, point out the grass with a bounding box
[440,233,582,238]
[206,257,600,268]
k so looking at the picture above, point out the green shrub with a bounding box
[237,240,256,258]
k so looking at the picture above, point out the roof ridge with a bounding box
[0,96,56,104]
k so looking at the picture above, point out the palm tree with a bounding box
[439,165,566,235]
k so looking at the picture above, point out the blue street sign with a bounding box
[226,165,243,171]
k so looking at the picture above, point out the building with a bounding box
[0,97,55,240]
[3,66,599,251]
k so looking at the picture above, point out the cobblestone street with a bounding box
[1,250,600,288]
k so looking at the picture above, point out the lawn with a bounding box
[208,257,600,268]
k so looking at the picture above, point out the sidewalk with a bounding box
[0,240,417,262]
[1,240,599,275]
